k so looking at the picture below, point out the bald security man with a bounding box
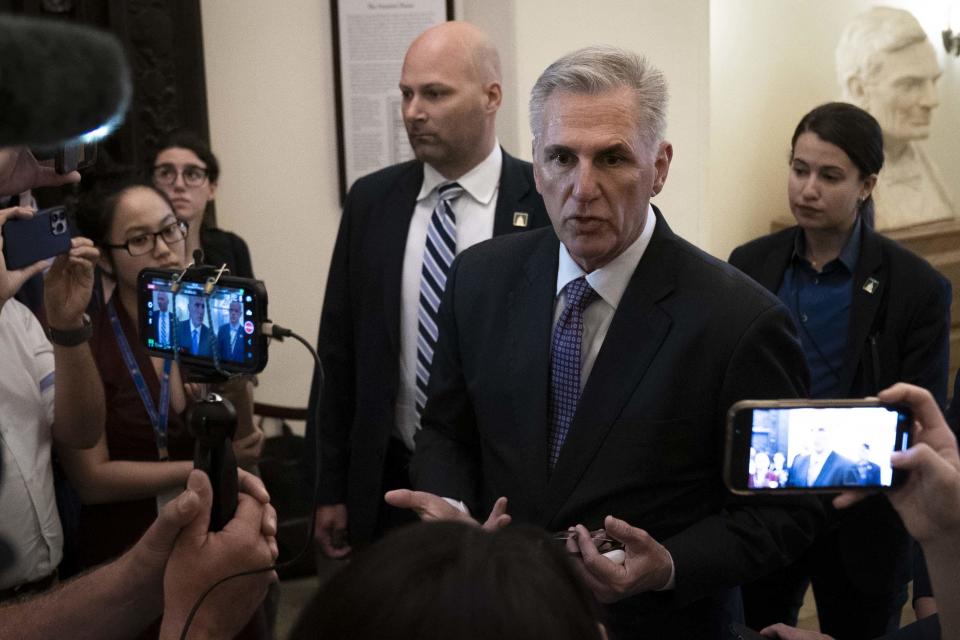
[305,21,549,558]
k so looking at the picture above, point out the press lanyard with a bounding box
[107,299,172,461]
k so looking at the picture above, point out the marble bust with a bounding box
[836,7,955,230]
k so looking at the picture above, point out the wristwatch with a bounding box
[47,313,92,347]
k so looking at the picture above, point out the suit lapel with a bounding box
[839,225,884,394]
[507,230,559,498]
[381,163,424,356]
[754,229,796,292]
[538,211,676,528]
[493,150,538,236]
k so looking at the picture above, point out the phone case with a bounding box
[1,206,72,270]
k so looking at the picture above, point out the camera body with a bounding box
[137,267,269,376]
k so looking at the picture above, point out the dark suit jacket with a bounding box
[412,210,822,638]
[217,323,245,362]
[305,150,549,545]
[786,451,854,487]
[176,319,213,357]
[150,310,173,346]
[729,222,951,594]
[852,460,882,486]
[947,368,960,434]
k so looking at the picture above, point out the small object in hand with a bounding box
[553,528,624,555]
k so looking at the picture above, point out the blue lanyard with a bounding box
[107,299,172,461]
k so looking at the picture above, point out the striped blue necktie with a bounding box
[415,182,463,417]
[547,277,598,469]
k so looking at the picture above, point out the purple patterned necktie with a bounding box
[547,276,598,469]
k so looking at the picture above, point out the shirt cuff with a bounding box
[655,552,676,591]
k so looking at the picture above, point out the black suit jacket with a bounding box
[786,451,854,487]
[217,323,245,362]
[412,210,822,638]
[176,319,213,357]
[947,368,960,434]
[305,150,549,545]
[729,223,951,593]
[150,310,172,346]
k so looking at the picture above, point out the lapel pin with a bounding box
[862,277,879,294]
[512,212,529,227]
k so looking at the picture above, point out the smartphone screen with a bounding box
[137,269,269,374]
[725,401,912,493]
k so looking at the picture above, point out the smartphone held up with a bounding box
[1,205,72,270]
[725,399,913,494]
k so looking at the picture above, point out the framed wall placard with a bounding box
[331,0,454,202]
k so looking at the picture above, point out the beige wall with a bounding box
[202,1,340,409]
[708,0,960,259]
[201,0,958,409]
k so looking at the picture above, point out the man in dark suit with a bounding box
[176,295,212,357]
[785,426,855,487]
[151,290,173,347]
[305,21,549,559]
[387,46,821,639]
[852,444,882,486]
[216,300,244,362]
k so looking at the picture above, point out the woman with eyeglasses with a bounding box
[150,130,254,278]
[61,184,264,639]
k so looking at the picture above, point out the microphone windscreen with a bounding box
[0,15,132,147]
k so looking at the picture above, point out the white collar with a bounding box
[555,205,657,310]
[418,142,502,205]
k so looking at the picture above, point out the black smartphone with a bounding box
[137,268,269,375]
[724,399,913,494]
[1,205,72,270]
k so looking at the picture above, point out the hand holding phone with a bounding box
[2,205,72,271]
[42,235,99,330]
[0,205,62,304]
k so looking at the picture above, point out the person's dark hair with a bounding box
[150,130,220,184]
[790,102,884,228]
[73,178,177,279]
[290,521,604,640]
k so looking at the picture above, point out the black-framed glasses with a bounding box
[105,220,189,256]
[152,163,209,187]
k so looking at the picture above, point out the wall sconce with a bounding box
[945,28,960,55]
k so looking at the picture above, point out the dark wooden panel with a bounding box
[2,0,214,221]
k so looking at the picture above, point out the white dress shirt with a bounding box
[553,207,675,588]
[553,206,657,386]
[0,299,61,590]
[395,143,503,450]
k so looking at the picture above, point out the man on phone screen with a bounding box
[151,291,172,347]
[786,426,854,487]
[176,295,211,357]
[216,299,244,362]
